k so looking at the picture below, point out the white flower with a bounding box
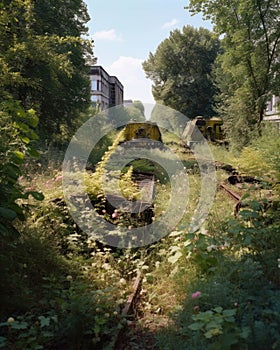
[7,317,15,324]
[119,278,126,285]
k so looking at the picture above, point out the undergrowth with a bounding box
[1,124,279,349]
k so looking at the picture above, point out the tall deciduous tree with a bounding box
[0,0,94,234]
[187,0,280,147]
[143,26,220,119]
[0,0,94,144]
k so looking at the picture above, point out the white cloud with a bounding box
[93,29,123,41]
[106,56,155,107]
[161,18,179,29]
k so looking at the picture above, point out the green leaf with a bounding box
[28,147,40,158]
[222,309,236,317]
[14,122,30,133]
[240,327,250,339]
[188,322,204,331]
[27,129,39,140]
[224,316,235,322]
[11,321,28,330]
[204,328,222,338]
[6,165,20,180]
[38,316,50,328]
[213,306,223,313]
[0,207,17,220]
[21,136,30,144]
[25,191,44,201]
[13,150,25,163]
[206,320,222,330]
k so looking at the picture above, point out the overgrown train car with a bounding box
[182,116,224,147]
[123,121,162,142]
[121,121,163,148]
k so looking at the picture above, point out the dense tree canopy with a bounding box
[143,26,220,119]
[0,0,94,236]
[0,0,94,144]
[187,0,280,147]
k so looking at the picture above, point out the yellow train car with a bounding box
[198,116,223,141]
[182,116,224,146]
[123,121,162,142]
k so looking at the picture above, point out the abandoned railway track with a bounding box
[113,271,143,350]
[88,123,263,348]
[219,183,241,202]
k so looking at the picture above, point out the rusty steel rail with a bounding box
[219,183,241,202]
[113,270,142,350]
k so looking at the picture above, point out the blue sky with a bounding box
[84,0,212,103]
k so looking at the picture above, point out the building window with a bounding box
[91,95,97,102]
[266,101,272,112]
[91,80,97,91]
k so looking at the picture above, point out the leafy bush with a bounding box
[158,190,280,349]
[188,306,249,349]
[228,198,280,285]
[0,275,123,349]
[234,125,280,182]
[0,100,43,239]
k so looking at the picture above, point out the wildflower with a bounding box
[119,278,126,285]
[112,211,118,219]
[191,291,201,299]
[95,308,100,313]
[55,175,63,182]
[113,311,118,316]
[66,275,73,281]
[105,313,110,318]
[193,305,199,313]
[7,317,15,324]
